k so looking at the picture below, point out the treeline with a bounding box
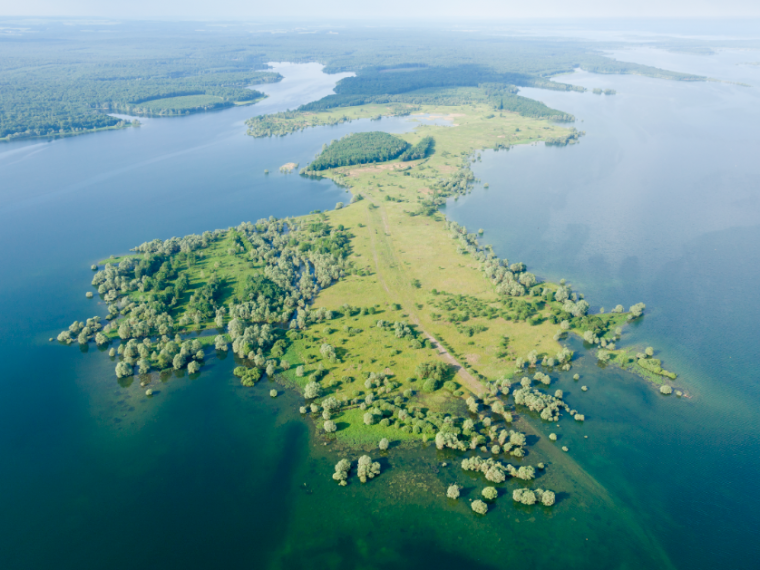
[400,137,435,161]
[481,84,575,121]
[309,132,411,170]
[545,128,585,146]
[0,37,279,140]
[1,23,705,140]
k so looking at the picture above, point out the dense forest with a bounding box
[0,19,706,141]
[309,132,411,170]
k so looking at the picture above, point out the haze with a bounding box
[3,0,760,20]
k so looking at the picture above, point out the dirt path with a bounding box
[367,206,486,396]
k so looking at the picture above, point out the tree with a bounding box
[304,381,321,399]
[296,365,305,377]
[482,487,498,500]
[471,500,488,514]
[540,489,556,506]
[214,335,228,351]
[379,438,389,450]
[357,455,381,483]
[660,385,673,395]
[333,459,351,486]
[512,488,537,505]
[363,412,375,425]
[187,360,200,374]
[629,302,646,318]
[447,484,460,499]
[324,420,337,433]
[270,389,278,398]
[115,361,132,378]
[172,353,186,370]
[118,322,132,340]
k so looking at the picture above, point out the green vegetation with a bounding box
[309,132,411,170]
[400,136,435,161]
[59,87,680,516]
[0,22,705,142]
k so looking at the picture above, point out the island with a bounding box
[57,98,681,508]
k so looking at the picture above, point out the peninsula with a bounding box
[58,98,679,506]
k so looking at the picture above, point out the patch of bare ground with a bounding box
[344,163,412,177]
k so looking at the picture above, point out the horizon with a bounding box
[2,1,760,22]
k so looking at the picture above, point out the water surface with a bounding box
[446,47,760,569]
[1,52,758,570]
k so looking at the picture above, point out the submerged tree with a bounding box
[357,455,381,483]
[333,459,351,486]
[471,499,488,514]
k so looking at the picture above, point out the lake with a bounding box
[0,53,758,569]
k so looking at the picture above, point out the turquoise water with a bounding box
[0,53,758,569]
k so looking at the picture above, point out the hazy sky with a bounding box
[2,0,759,20]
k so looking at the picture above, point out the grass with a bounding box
[90,102,664,447]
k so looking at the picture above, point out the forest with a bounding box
[0,19,706,141]
[309,132,411,170]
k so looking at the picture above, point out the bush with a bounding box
[234,366,261,387]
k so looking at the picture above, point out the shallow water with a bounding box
[445,48,760,569]
[1,51,758,569]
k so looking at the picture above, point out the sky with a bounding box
[2,0,759,20]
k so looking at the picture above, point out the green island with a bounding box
[57,97,681,509]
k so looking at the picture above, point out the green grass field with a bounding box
[85,102,668,449]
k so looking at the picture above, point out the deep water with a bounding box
[0,50,758,570]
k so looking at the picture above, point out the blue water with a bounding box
[446,48,760,568]
[1,51,759,569]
